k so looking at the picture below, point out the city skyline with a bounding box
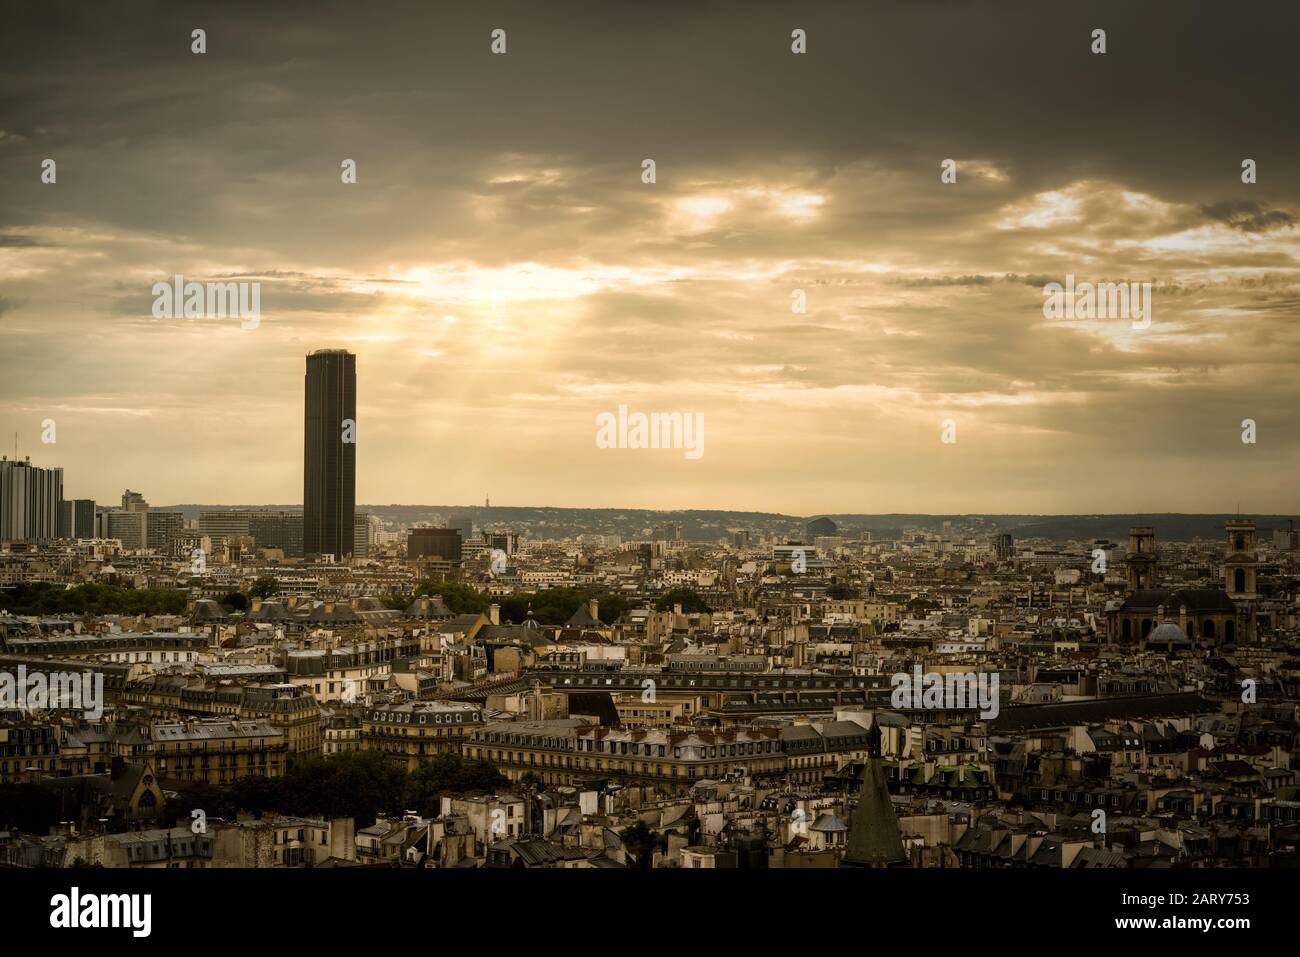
[1,2,1298,514]
[2,2,1298,917]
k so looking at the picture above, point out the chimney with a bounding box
[674,603,682,616]
[588,599,599,622]
[252,599,263,613]
[489,604,500,626]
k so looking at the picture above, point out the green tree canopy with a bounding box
[221,591,249,612]
[619,820,660,868]
[414,580,491,615]
[159,751,513,829]
[276,751,409,827]
[495,587,634,625]
[404,753,510,816]
[0,582,187,616]
[249,576,280,599]
[654,588,712,614]
[0,783,63,834]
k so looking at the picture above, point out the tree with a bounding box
[487,587,636,626]
[499,588,579,625]
[405,753,509,815]
[160,781,236,826]
[249,576,280,599]
[620,820,660,868]
[277,751,408,827]
[221,591,249,612]
[415,581,490,615]
[592,591,634,622]
[382,593,413,611]
[0,783,62,834]
[225,775,281,818]
[655,588,712,614]
[0,582,187,616]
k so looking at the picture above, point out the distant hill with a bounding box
[152,505,1298,544]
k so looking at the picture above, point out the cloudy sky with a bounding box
[2,0,1298,515]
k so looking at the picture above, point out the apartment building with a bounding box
[465,719,785,792]
[361,701,485,771]
[150,718,288,784]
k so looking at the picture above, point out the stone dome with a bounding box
[1148,619,1187,643]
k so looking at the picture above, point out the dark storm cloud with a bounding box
[1201,200,1299,233]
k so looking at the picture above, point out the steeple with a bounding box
[1125,526,1156,592]
[1224,518,1257,599]
[841,720,908,868]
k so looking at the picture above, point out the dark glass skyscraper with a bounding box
[303,349,356,559]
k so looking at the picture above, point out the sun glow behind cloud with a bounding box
[2,2,1299,512]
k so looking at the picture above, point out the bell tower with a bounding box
[1125,526,1156,592]
[1224,519,1257,599]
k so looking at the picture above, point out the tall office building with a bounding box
[303,349,356,560]
[484,530,518,556]
[58,499,96,539]
[409,527,462,562]
[448,514,474,541]
[147,511,186,549]
[354,513,374,559]
[994,533,1014,561]
[1274,522,1299,551]
[0,457,63,541]
[199,510,253,543]
[98,489,155,549]
[249,510,305,557]
[102,510,147,549]
[121,489,148,512]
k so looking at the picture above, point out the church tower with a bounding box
[1125,526,1156,592]
[1224,519,1258,599]
[840,722,908,868]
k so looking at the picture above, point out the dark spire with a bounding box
[841,720,908,868]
